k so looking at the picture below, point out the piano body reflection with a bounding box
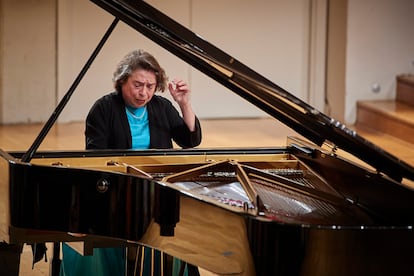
[1,0,414,275]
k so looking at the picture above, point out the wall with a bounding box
[2,1,414,126]
[346,0,414,124]
[0,1,3,123]
[0,0,56,124]
[0,0,324,124]
[325,0,347,122]
[57,0,315,123]
[57,0,192,122]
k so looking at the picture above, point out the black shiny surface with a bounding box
[247,218,414,276]
[10,162,155,241]
[6,147,414,275]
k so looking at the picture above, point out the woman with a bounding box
[85,49,201,150]
[60,49,202,276]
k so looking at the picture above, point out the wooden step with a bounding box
[356,100,414,144]
[397,74,414,106]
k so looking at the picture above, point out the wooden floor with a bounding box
[1,117,414,275]
[0,118,298,151]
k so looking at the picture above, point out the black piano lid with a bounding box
[89,0,414,182]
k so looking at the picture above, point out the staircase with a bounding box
[356,74,414,144]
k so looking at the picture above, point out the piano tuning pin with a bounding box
[243,201,249,212]
[96,178,110,193]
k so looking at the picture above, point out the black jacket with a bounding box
[85,91,202,150]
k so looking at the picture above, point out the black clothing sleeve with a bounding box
[85,92,202,150]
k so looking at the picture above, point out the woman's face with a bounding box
[121,69,157,108]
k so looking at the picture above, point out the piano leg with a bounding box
[0,242,23,276]
[50,242,62,276]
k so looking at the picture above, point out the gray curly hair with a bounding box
[113,49,168,93]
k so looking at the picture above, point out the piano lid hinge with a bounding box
[289,143,315,158]
[322,140,338,155]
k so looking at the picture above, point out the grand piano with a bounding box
[1,0,414,275]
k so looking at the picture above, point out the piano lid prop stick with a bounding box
[21,17,120,163]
